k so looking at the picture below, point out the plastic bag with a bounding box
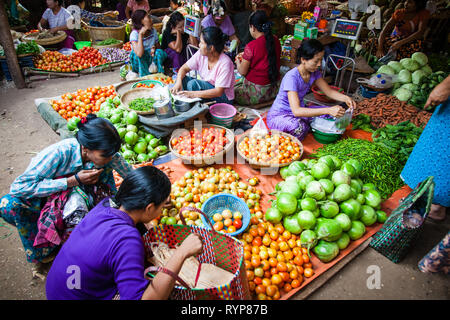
[63,189,91,228]
[249,109,268,138]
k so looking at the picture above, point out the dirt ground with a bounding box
[0,72,448,300]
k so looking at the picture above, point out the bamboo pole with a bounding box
[0,0,26,88]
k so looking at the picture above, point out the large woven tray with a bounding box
[169,124,235,167]
[120,88,158,115]
[22,30,67,46]
[236,130,303,169]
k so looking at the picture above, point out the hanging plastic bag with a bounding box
[249,109,268,138]
[62,187,92,228]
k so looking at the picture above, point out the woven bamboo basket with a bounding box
[120,88,157,115]
[236,130,303,170]
[87,22,126,42]
[92,40,124,49]
[169,124,235,167]
[22,30,67,46]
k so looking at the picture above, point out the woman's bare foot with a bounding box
[428,204,446,222]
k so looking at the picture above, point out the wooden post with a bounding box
[0,0,26,88]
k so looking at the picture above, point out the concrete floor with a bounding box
[0,72,448,300]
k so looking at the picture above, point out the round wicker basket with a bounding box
[92,40,124,49]
[120,88,157,115]
[169,124,235,167]
[236,130,303,169]
[22,31,67,46]
[87,22,126,42]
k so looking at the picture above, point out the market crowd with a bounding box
[0,0,448,300]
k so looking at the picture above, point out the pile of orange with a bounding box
[50,85,117,121]
[239,216,315,300]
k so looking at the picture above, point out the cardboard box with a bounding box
[306,27,318,39]
[294,23,307,40]
[289,39,303,63]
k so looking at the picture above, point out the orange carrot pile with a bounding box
[354,94,432,128]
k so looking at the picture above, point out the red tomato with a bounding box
[233,218,243,230]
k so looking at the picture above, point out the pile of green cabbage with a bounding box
[376,52,433,103]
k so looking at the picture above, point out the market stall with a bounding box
[26,0,449,301]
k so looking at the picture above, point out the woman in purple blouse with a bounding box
[267,39,357,141]
[46,166,203,300]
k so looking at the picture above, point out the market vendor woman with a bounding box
[46,166,203,300]
[171,26,235,104]
[129,9,167,77]
[365,0,430,60]
[0,114,132,274]
[267,39,356,141]
[38,0,75,49]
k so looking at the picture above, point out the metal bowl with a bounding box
[154,99,175,120]
[173,100,193,113]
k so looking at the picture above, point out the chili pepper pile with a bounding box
[312,138,404,199]
[354,94,432,128]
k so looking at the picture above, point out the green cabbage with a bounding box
[412,70,426,85]
[387,61,403,73]
[377,65,396,75]
[398,69,412,84]
[393,88,412,101]
[421,65,433,76]
[400,58,420,72]
[401,83,418,91]
[411,52,428,67]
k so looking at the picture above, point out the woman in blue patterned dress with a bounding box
[0,114,132,274]
[401,75,450,274]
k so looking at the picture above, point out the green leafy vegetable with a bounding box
[128,97,155,112]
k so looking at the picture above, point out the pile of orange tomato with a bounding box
[50,85,117,121]
[239,216,315,300]
[34,47,107,73]
[122,42,132,51]
[148,75,175,85]
[238,132,302,165]
[135,82,156,89]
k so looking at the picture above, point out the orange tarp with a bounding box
[156,128,412,300]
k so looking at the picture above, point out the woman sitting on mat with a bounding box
[38,0,75,49]
[171,26,235,104]
[129,10,167,76]
[46,166,203,300]
[0,114,132,276]
[234,10,281,106]
[161,11,199,72]
[267,39,356,141]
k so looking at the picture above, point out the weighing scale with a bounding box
[323,18,363,94]
[184,15,201,38]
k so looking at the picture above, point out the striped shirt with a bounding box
[10,138,131,199]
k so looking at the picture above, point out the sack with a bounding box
[143,207,250,300]
[369,176,435,263]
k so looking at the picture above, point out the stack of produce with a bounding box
[267,157,387,264]
[95,38,122,46]
[96,101,168,164]
[354,94,432,128]
[351,114,375,132]
[162,167,263,226]
[98,48,130,63]
[170,127,229,157]
[240,216,315,300]
[52,85,117,121]
[372,121,423,164]
[238,132,302,165]
[311,139,404,199]
[376,52,447,110]
[34,47,107,72]
[122,42,132,51]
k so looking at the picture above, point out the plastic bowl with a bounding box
[209,103,236,128]
[201,193,250,237]
[311,85,344,103]
[131,79,164,89]
[74,41,92,50]
[312,128,342,144]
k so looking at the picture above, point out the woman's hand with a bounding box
[390,41,403,52]
[139,25,149,36]
[178,91,198,99]
[327,105,346,118]
[170,82,183,94]
[177,233,203,259]
[376,47,384,58]
[77,169,104,185]
[343,96,357,109]
[425,77,450,110]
